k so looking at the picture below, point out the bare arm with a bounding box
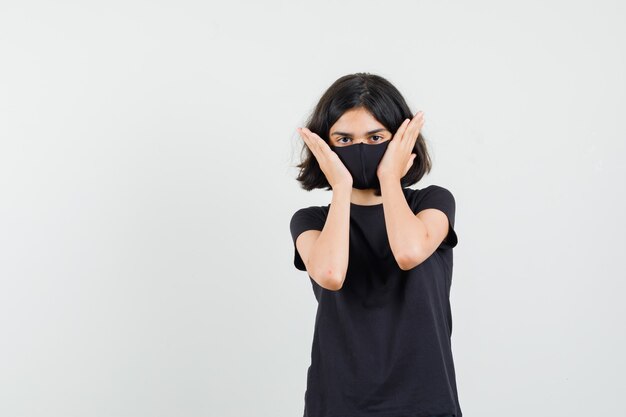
[375,111,449,270]
[295,185,352,290]
[294,126,355,291]
[379,177,449,270]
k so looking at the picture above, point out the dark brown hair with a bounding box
[293,72,432,196]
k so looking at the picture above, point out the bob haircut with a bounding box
[294,72,432,196]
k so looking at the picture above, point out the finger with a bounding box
[400,112,419,144]
[413,111,425,135]
[413,113,424,147]
[306,128,330,148]
[301,127,322,151]
[297,128,321,159]
[404,111,424,149]
[300,127,329,162]
[296,127,311,150]
[406,111,423,137]
[306,128,336,159]
[393,118,411,141]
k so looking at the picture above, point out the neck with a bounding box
[350,188,383,205]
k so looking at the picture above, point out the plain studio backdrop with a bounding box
[1,1,625,416]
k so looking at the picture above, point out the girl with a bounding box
[290,73,461,417]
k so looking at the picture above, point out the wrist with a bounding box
[331,182,353,196]
[378,173,401,185]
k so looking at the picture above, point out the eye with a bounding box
[337,137,351,144]
[370,135,383,142]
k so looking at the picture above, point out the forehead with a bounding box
[330,108,386,134]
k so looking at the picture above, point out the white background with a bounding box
[1,1,625,416]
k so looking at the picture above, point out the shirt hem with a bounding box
[313,405,460,417]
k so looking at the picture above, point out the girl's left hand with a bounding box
[377,110,425,181]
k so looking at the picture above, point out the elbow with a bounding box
[322,277,344,291]
[310,266,345,291]
[397,258,416,271]
[396,248,425,271]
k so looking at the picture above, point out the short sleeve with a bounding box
[289,206,327,271]
[413,185,458,250]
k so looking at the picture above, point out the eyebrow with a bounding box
[330,128,389,136]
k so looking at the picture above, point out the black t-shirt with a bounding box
[289,185,462,417]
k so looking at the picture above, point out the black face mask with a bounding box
[331,140,391,189]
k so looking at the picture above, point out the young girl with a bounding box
[290,73,461,417]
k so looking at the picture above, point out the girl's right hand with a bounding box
[297,127,353,190]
